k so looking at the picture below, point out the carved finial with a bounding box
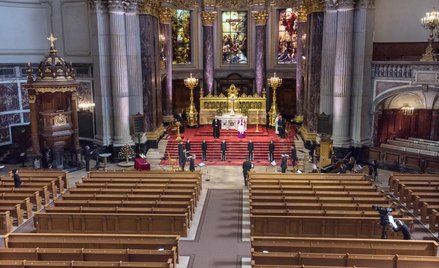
[47,33,58,53]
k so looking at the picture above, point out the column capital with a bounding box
[336,0,355,9]
[159,7,173,24]
[252,10,268,26]
[297,4,307,22]
[125,0,140,13]
[88,0,108,11]
[139,0,160,17]
[107,0,127,12]
[303,0,325,15]
[324,0,337,11]
[201,11,217,26]
[356,0,375,9]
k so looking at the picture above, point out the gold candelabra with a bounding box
[268,73,282,127]
[184,73,199,127]
[421,8,439,61]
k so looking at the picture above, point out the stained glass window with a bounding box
[172,10,191,64]
[278,8,298,64]
[222,11,248,64]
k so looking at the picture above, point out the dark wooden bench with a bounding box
[18,170,67,190]
[0,192,42,211]
[0,211,12,235]
[0,260,174,267]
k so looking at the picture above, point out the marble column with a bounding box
[160,7,173,120]
[108,0,132,146]
[332,0,355,149]
[89,0,112,145]
[139,3,162,131]
[295,6,307,116]
[71,92,80,151]
[304,10,324,132]
[125,1,143,116]
[28,93,40,154]
[253,11,268,95]
[350,0,375,147]
[319,0,338,116]
[201,11,217,95]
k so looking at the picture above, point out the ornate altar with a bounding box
[199,84,266,125]
[215,114,247,130]
[23,34,81,169]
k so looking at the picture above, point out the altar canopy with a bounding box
[199,84,267,125]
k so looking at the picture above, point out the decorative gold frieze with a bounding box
[216,0,251,10]
[139,0,160,17]
[174,0,198,9]
[303,0,325,14]
[252,11,268,26]
[297,4,307,21]
[201,11,217,26]
[159,7,173,24]
[35,86,77,94]
[270,0,300,8]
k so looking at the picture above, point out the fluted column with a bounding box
[295,5,307,116]
[350,0,375,146]
[108,0,132,146]
[139,1,162,132]
[160,7,173,119]
[89,0,112,145]
[125,1,143,116]
[319,0,337,116]
[303,1,324,132]
[201,11,217,94]
[332,0,355,149]
[253,11,268,95]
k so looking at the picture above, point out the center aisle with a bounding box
[180,189,250,268]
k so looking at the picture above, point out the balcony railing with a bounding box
[372,61,439,79]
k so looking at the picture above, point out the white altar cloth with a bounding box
[215,114,247,130]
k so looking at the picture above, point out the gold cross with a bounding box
[47,33,57,48]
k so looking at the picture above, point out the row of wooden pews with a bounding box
[0,170,66,234]
[248,173,439,267]
[0,170,204,267]
[389,173,439,232]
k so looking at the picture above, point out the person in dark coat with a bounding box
[212,118,221,138]
[248,140,254,161]
[201,140,207,161]
[179,149,187,171]
[281,154,288,173]
[12,169,21,188]
[278,115,286,138]
[84,145,91,171]
[175,113,185,133]
[178,141,184,157]
[369,160,378,181]
[188,154,195,172]
[392,219,411,240]
[290,145,298,167]
[185,139,191,152]
[268,140,275,162]
[242,160,253,186]
[221,140,227,161]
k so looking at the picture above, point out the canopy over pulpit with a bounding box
[23,34,80,168]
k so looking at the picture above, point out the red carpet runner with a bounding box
[162,125,295,166]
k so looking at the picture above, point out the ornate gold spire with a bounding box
[201,11,217,26]
[252,11,269,26]
[159,7,173,24]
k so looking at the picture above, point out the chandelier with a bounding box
[420,8,439,61]
[401,105,414,116]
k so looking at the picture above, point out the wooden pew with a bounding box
[250,208,406,218]
[248,173,368,181]
[0,177,59,197]
[34,212,189,236]
[251,236,438,256]
[389,174,439,193]
[0,211,12,235]
[0,197,33,218]
[249,195,393,205]
[0,260,174,268]
[18,170,67,189]
[429,209,439,231]
[250,215,413,238]
[0,192,42,211]
[0,204,23,224]
[0,184,51,205]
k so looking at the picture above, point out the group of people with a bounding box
[178,140,196,172]
[274,114,286,138]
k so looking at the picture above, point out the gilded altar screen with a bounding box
[277,8,298,64]
[172,10,191,64]
[222,11,248,64]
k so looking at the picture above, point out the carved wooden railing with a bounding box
[372,61,439,79]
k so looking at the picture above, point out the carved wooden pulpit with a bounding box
[23,34,80,168]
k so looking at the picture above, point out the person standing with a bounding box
[290,144,298,167]
[281,154,288,173]
[242,160,253,186]
[201,140,207,161]
[178,141,184,157]
[212,118,221,138]
[12,169,21,188]
[268,140,275,162]
[278,115,286,138]
[248,140,254,161]
[179,149,187,171]
[221,140,227,161]
[185,139,191,152]
[84,145,91,171]
[189,154,196,172]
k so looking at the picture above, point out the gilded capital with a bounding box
[303,0,325,14]
[297,5,307,22]
[159,7,173,24]
[139,0,160,17]
[252,11,268,26]
[201,11,217,26]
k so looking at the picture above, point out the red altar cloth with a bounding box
[134,158,150,171]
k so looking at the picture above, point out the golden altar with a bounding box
[199,84,267,125]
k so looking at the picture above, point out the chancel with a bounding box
[0,0,439,268]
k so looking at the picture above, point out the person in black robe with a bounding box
[179,149,187,171]
[185,139,191,152]
[290,145,298,167]
[277,115,286,138]
[268,140,275,162]
[281,154,288,173]
[221,140,227,161]
[189,154,196,172]
[12,169,21,188]
[212,118,221,138]
[178,141,184,157]
[248,140,254,161]
[84,145,91,171]
[242,160,253,186]
[201,140,207,161]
